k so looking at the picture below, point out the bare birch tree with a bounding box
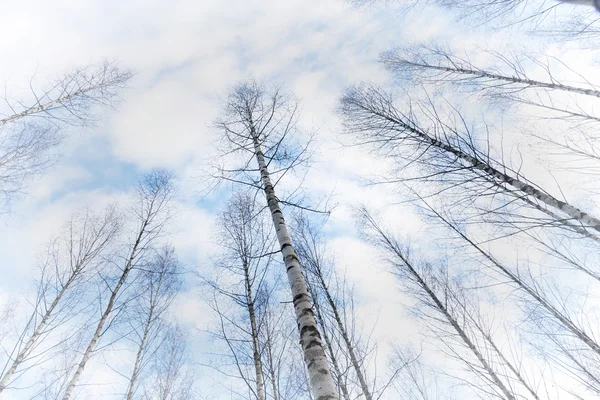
[215,80,338,399]
[125,246,182,400]
[62,169,174,400]
[0,61,132,210]
[359,208,530,400]
[338,84,600,241]
[206,191,276,400]
[381,46,600,99]
[0,206,120,393]
[292,213,374,400]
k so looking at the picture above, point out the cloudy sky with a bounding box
[0,0,598,399]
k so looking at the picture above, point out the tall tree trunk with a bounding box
[341,88,600,235]
[382,55,600,98]
[251,131,339,400]
[462,302,540,400]
[62,223,146,400]
[425,202,600,356]
[244,257,266,400]
[363,212,516,400]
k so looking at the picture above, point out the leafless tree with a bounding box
[338,84,600,241]
[293,213,376,400]
[352,0,599,37]
[381,46,600,99]
[125,246,182,400]
[214,80,338,399]
[136,325,194,400]
[0,61,132,210]
[0,206,121,393]
[205,191,277,400]
[359,207,542,400]
[401,192,600,396]
[62,169,175,400]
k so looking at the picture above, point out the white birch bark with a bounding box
[342,88,600,235]
[126,315,151,400]
[0,62,131,127]
[311,265,372,400]
[62,236,140,400]
[251,133,339,400]
[309,287,351,400]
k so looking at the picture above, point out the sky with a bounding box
[0,0,599,399]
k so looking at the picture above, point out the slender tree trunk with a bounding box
[388,242,516,400]
[62,226,145,400]
[519,196,600,247]
[1,87,96,126]
[384,59,600,98]
[310,287,351,400]
[244,257,266,400]
[264,325,280,400]
[363,212,516,400]
[313,269,372,400]
[369,104,600,233]
[464,306,540,400]
[126,307,154,400]
[251,131,338,400]
[0,275,74,392]
[425,203,600,356]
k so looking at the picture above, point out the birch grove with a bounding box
[62,170,174,400]
[4,0,600,398]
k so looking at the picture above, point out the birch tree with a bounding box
[338,84,600,240]
[402,192,600,395]
[292,213,374,400]
[0,206,120,393]
[206,191,275,400]
[381,46,600,99]
[359,209,521,400]
[215,80,338,399]
[0,61,132,210]
[125,246,182,400]
[62,169,174,400]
